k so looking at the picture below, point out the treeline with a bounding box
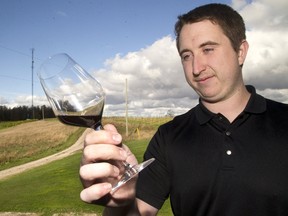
[0,105,55,121]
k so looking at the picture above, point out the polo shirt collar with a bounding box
[244,85,266,114]
[195,85,267,125]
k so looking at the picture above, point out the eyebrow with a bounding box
[199,41,220,48]
[179,41,220,56]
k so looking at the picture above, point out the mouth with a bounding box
[195,75,214,83]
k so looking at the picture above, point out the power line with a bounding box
[31,48,35,119]
[0,44,41,85]
[0,44,31,58]
[0,74,39,84]
[0,44,42,61]
[0,74,30,81]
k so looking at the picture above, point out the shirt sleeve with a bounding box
[136,125,171,209]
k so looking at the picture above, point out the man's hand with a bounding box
[79,124,138,207]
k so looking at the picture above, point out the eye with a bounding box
[203,47,214,54]
[181,51,193,62]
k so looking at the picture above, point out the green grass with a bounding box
[0,152,103,215]
[0,119,36,130]
[0,122,173,215]
[0,126,85,171]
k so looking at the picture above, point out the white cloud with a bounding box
[6,0,288,116]
[236,0,288,31]
[91,36,197,116]
[90,0,288,116]
[238,0,288,101]
[0,96,8,104]
[257,88,288,103]
[3,95,49,108]
[244,30,288,89]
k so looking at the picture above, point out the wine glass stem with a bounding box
[122,161,134,170]
[95,124,137,174]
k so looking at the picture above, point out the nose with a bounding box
[192,55,205,76]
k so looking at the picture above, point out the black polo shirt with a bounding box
[136,86,288,216]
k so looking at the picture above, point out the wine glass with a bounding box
[38,53,154,192]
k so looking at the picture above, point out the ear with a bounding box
[238,40,249,66]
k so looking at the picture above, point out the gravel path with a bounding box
[0,128,92,181]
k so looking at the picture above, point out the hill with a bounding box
[0,119,84,171]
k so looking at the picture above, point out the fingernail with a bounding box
[112,134,121,142]
[103,183,112,191]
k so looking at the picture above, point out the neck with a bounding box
[202,85,251,123]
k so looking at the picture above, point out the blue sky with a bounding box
[1,0,288,116]
[0,0,222,98]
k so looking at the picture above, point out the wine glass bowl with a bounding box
[38,53,154,192]
[38,53,105,129]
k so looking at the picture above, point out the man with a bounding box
[80,3,288,215]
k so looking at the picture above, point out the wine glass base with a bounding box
[111,158,155,193]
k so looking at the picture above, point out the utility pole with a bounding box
[42,105,45,120]
[125,78,129,137]
[31,48,35,119]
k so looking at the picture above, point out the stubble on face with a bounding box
[178,20,243,104]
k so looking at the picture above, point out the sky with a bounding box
[0,0,288,117]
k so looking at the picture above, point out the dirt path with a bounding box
[0,128,93,181]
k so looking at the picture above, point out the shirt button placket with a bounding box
[223,130,234,168]
[225,131,231,136]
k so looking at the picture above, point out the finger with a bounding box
[79,162,120,182]
[103,124,118,132]
[80,183,112,203]
[81,144,127,165]
[84,126,122,147]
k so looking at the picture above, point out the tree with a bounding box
[0,105,55,121]
[165,109,175,118]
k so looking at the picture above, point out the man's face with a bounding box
[178,20,246,103]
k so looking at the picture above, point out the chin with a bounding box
[200,93,222,103]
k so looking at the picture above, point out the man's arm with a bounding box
[137,198,158,215]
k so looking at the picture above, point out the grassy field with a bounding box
[0,119,85,171]
[0,117,173,215]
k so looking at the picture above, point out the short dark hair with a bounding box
[175,3,246,52]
